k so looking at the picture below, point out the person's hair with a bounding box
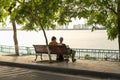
[60,37,63,39]
[59,37,63,40]
[51,36,56,41]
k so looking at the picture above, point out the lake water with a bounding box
[0,30,118,50]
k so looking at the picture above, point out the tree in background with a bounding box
[0,0,19,55]
[15,0,67,61]
[0,0,74,58]
[60,0,120,61]
[77,0,120,61]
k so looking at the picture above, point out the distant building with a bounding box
[0,26,13,30]
[73,23,91,30]
[56,25,69,30]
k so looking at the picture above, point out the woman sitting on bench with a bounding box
[58,37,76,62]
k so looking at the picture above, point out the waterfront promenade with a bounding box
[0,52,120,79]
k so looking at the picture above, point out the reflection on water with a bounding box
[0,30,118,49]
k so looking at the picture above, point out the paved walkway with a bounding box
[0,65,103,80]
[0,52,120,79]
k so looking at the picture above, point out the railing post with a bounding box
[78,49,80,59]
[118,50,120,62]
[26,47,31,55]
[0,46,3,52]
[0,45,1,52]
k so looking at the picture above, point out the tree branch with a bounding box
[105,1,117,15]
[107,6,117,15]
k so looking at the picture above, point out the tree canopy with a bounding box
[15,0,63,31]
[81,0,118,40]
[58,0,118,40]
[0,0,10,24]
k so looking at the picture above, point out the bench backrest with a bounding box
[33,45,48,53]
[33,45,68,54]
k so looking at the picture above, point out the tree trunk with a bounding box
[12,20,19,56]
[40,24,52,62]
[29,9,52,62]
[117,1,120,62]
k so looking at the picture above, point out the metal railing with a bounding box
[73,48,119,61]
[0,45,35,55]
[0,45,119,61]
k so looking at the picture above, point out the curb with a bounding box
[0,61,120,79]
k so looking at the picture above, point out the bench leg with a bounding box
[40,54,42,60]
[35,55,38,61]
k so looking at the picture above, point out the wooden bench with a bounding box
[33,45,69,62]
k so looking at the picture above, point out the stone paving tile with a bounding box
[0,66,31,78]
[0,65,106,80]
